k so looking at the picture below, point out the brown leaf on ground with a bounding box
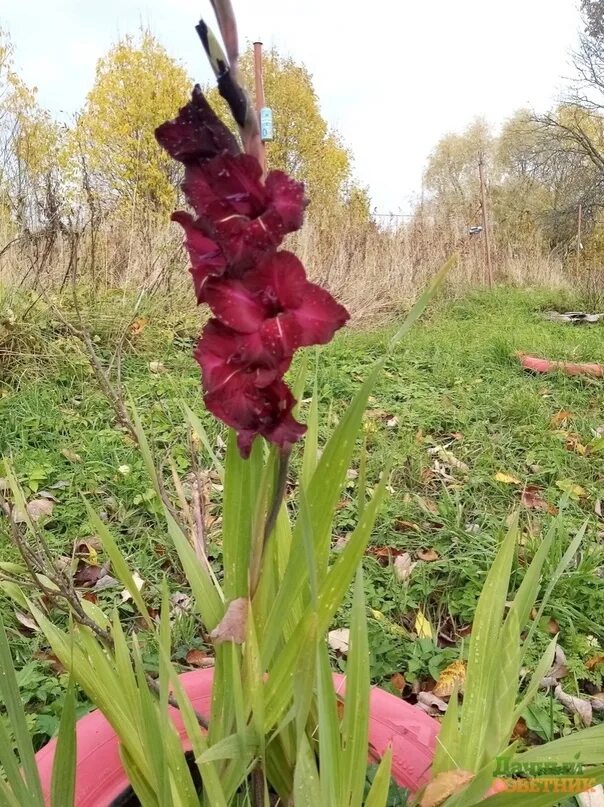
[494,471,521,485]
[554,684,592,725]
[418,548,439,562]
[170,592,193,618]
[521,485,558,515]
[13,498,54,524]
[394,520,421,533]
[415,691,449,716]
[595,500,603,520]
[591,694,604,712]
[73,559,110,588]
[128,317,148,335]
[33,650,65,674]
[121,571,145,603]
[328,629,350,655]
[511,717,528,740]
[61,448,82,463]
[210,598,248,645]
[420,769,475,807]
[547,617,560,634]
[185,649,215,668]
[540,645,569,688]
[416,496,439,515]
[390,673,406,692]
[393,553,417,583]
[551,410,574,427]
[366,545,405,565]
[433,661,466,697]
[15,611,39,633]
[586,655,604,671]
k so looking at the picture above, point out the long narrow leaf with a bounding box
[341,569,371,807]
[364,746,393,807]
[50,680,77,807]
[0,616,43,805]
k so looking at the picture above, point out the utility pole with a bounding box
[576,203,583,275]
[253,41,266,175]
[478,153,494,288]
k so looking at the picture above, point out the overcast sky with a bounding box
[1,0,582,212]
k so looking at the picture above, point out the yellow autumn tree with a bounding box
[209,46,356,215]
[0,28,65,232]
[74,29,191,215]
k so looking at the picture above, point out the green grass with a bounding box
[1,286,603,745]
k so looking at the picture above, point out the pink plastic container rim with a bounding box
[35,669,438,806]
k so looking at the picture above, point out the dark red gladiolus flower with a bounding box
[156,86,349,457]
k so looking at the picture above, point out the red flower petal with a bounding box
[246,251,307,308]
[203,277,266,333]
[203,154,267,217]
[265,171,307,231]
[172,212,226,302]
[257,381,307,451]
[258,314,303,357]
[292,283,350,346]
[155,85,240,163]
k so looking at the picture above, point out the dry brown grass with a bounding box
[0,210,570,326]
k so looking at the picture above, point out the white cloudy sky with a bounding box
[1,0,581,212]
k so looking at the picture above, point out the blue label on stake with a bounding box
[260,107,274,142]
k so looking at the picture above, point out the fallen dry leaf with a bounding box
[433,660,466,698]
[586,655,604,671]
[128,317,148,336]
[367,545,405,565]
[554,684,592,725]
[328,628,350,655]
[170,592,192,618]
[564,433,589,456]
[596,500,603,520]
[14,611,39,633]
[591,694,604,712]
[494,471,522,485]
[427,446,469,473]
[33,650,65,675]
[551,410,574,428]
[416,496,439,516]
[13,498,54,524]
[547,617,560,635]
[394,520,421,533]
[121,571,145,603]
[74,538,100,565]
[556,479,587,500]
[61,448,82,463]
[415,609,433,639]
[210,598,248,645]
[386,416,399,429]
[185,649,214,668]
[73,560,109,588]
[390,672,406,692]
[148,361,165,374]
[540,645,569,687]
[511,717,528,740]
[420,770,475,807]
[521,485,558,515]
[393,553,417,583]
[417,548,439,562]
[416,691,449,715]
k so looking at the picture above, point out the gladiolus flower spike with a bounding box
[156,78,349,457]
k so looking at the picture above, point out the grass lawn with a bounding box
[1,285,603,748]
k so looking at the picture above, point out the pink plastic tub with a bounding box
[35,669,439,805]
